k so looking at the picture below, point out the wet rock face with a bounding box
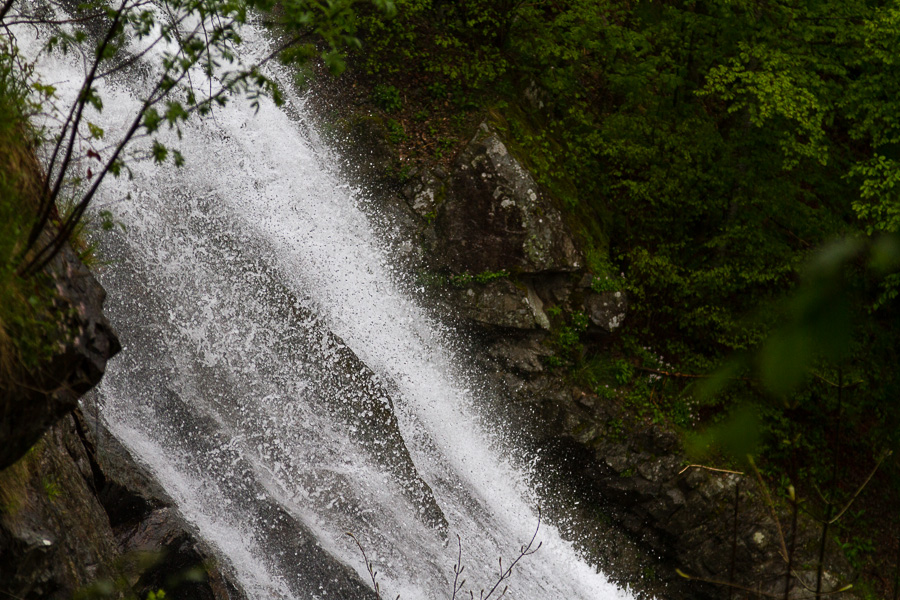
[0,416,120,600]
[393,125,601,336]
[495,368,857,600]
[582,422,854,600]
[434,124,582,274]
[0,243,120,470]
[328,115,400,189]
[450,279,550,330]
[403,167,446,220]
[0,410,248,600]
[484,333,554,374]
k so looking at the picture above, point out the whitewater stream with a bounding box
[18,9,634,600]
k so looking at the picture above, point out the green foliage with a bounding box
[613,359,632,386]
[384,118,405,144]
[606,417,624,441]
[41,476,62,502]
[837,535,876,571]
[351,0,848,364]
[547,310,589,365]
[697,235,900,435]
[432,136,456,159]
[353,0,897,374]
[447,269,509,288]
[590,275,619,294]
[2,0,399,279]
[372,84,402,112]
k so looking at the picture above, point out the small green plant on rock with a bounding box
[414,270,446,288]
[427,81,447,100]
[448,269,509,288]
[543,355,565,369]
[557,320,585,352]
[613,359,633,386]
[838,535,876,571]
[434,137,457,159]
[372,84,402,113]
[42,476,61,502]
[606,417,625,441]
[590,274,620,294]
[545,310,589,366]
[385,119,405,144]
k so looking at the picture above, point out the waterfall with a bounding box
[17,12,634,600]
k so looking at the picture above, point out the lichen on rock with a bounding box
[433,123,582,275]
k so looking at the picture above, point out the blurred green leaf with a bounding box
[686,405,760,462]
[869,233,900,274]
[693,358,744,404]
[760,329,812,395]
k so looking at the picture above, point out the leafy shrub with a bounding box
[372,84,402,113]
[385,119,405,144]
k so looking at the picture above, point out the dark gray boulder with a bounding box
[584,290,628,332]
[450,279,550,330]
[434,123,582,274]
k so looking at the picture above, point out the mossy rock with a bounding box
[434,123,583,274]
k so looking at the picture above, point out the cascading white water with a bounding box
[18,11,635,600]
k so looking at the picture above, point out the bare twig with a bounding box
[810,372,861,390]
[346,533,399,600]
[2,11,106,26]
[729,481,740,600]
[678,464,745,476]
[676,568,853,599]
[0,0,17,22]
[26,0,131,253]
[747,456,790,563]
[451,534,466,600]
[349,512,542,600]
[478,509,542,600]
[827,451,890,525]
[784,487,798,600]
[816,369,842,599]
[95,9,195,80]
[893,530,899,600]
